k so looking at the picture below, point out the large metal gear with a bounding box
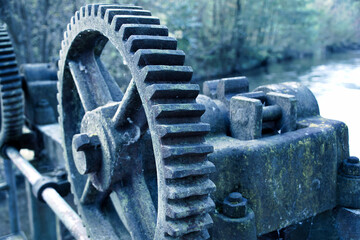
[0,26,24,146]
[57,4,215,240]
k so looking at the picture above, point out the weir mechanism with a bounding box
[0,4,359,240]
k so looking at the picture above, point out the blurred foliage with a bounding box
[1,0,360,81]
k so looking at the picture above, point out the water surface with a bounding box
[246,51,360,157]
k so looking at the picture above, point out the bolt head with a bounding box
[222,192,247,218]
[228,192,243,203]
[342,157,360,177]
[348,156,359,164]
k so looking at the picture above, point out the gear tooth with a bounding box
[0,53,16,62]
[85,4,92,17]
[0,47,14,55]
[98,4,142,18]
[126,35,177,53]
[161,143,213,160]
[71,16,76,25]
[111,15,160,31]
[3,107,23,117]
[80,6,86,18]
[0,36,11,42]
[0,75,20,85]
[75,11,80,21]
[120,24,168,41]
[166,196,215,219]
[2,88,22,99]
[0,67,19,77]
[63,31,68,40]
[0,80,21,91]
[2,95,22,106]
[146,83,199,100]
[61,41,66,51]
[57,64,62,79]
[134,49,185,67]
[3,101,23,111]
[67,23,71,32]
[59,50,62,60]
[104,9,152,24]
[0,60,17,69]
[56,91,61,102]
[143,65,195,83]
[164,160,215,179]
[166,178,216,200]
[91,4,101,16]
[165,214,213,237]
[157,123,210,139]
[4,115,23,124]
[153,103,205,119]
[0,41,12,48]
[57,104,61,115]
[98,4,143,16]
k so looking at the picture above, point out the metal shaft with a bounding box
[5,146,88,240]
[262,105,282,122]
[3,157,20,234]
[41,188,88,240]
[6,147,42,185]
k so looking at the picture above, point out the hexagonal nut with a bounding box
[222,195,247,218]
[341,157,360,177]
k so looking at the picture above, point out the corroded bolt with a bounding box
[228,192,243,203]
[223,192,247,218]
[72,133,102,175]
[348,156,359,164]
[342,156,360,177]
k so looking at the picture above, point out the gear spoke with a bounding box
[80,177,101,205]
[112,79,142,128]
[68,52,114,111]
[95,57,124,102]
[110,174,156,240]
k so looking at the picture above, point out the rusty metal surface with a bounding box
[57,4,215,240]
[201,78,350,238]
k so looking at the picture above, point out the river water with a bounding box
[245,51,360,157]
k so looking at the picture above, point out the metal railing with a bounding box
[3,146,88,240]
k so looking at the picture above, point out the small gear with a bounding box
[0,26,24,147]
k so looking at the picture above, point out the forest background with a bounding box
[1,0,359,81]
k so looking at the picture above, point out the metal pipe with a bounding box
[5,147,42,185]
[41,188,88,240]
[3,157,20,233]
[0,182,9,191]
[5,146,88,240]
